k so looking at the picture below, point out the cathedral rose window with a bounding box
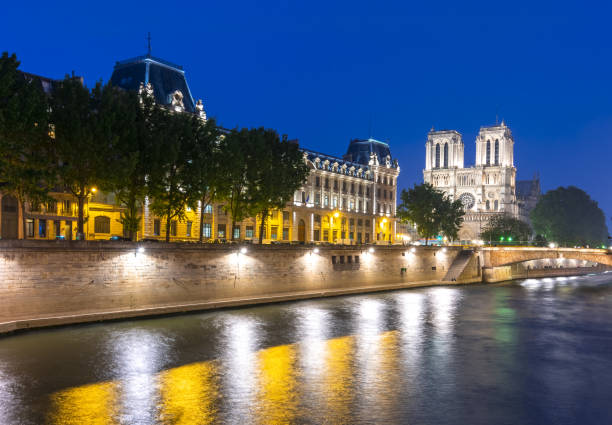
[458,193,475,210]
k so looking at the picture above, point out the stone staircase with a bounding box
[443,250,474,281]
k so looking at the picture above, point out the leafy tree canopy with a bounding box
[397,183,464,244]
[530,186,608,247]
[480,214,532,244]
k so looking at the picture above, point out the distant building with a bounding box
[516,175,541,225]
[423,122,529,241]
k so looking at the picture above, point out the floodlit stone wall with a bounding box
[0,241,477,333]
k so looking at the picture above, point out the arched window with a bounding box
[486,200,490,210]
[94,216,110,234]
[435,144,440,168]
[443,143,449,168]
[486,140,491,165]
[494,139,499,165]
[494,200,499,210]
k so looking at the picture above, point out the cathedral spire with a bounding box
[147,32,152,56]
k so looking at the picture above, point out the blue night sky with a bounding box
[3,1,611,225]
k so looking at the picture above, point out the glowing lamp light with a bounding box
[240,247,248,254]
[508,237,513,242]
[368,247,375,253]
[549,242,556,249]
[410,247,416,253]
[91,187,97,193]
[333,212,340,218]
[441,248,447,253]
[137,247,145,254]
[313,248,319,254]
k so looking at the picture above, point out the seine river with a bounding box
[1,273,612,424]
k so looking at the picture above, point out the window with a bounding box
[358,185,363,195]
[62,200,71,215]
[365,219,370,227]
[38,220,47,238]
[342,197,346,209]
[217,224,226,238]
[218,205,226,216]
[365,233,370,243]
[332,256,337,264]
[314,229,320,241]
[349,199,355,210]
[46,201,57,214]
[323,229,329,241]
[324,195,329,207]
[351,183,355,194]
[203,223,212,238]
[494,200,499,211]
[357,200,361,211]
[377,188,381,198]
[186,221,192,237]
[334,180,339,190]
[301,191,306,203]
[332,230,338,242]
[170,220,177,237]
[349,218,354,227]
[315,192,321,205]
[339,256,345,264]
[271,226,278,240]
[54,220,61,237]
[444,143,449,168]
[349,232,354,240]
[357,232,362,243]
[366,187,370,197]
[283,211,290,221]
[324,178,329,189]
[26,219,34,238]
[494,139,500,165]
[347,255,352,263]
[314,214,321,224]
[315,176,320,187]
[233,226,240,239]
[342,181,347,192]
[246,226,254,238]
[94,216,110,234]
[486,140,491,165]
[333,197,338,208]
[486,200,490,210]
[204,204,212,214]
[435,144,440,168]
[283,228,289,240]
[154,219,161,236]
[355,255,360,263]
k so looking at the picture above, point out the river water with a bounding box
[1,273,612,424]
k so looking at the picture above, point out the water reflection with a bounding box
[3,273,612,424]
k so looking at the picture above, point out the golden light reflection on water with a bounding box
[158,361,219,424]
[255,344,298,424]
[48,381,118,425]
[321,336,356,422]
[48,329,407,424]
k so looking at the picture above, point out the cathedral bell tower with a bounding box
[475,121,514,167]
[425,129,464,170]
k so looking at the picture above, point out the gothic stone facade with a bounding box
[423,122,518,241]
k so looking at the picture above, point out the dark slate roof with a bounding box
[303,149,373,180]
[110,54,196,113]
[343,138,395,166]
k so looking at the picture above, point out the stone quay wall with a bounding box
[0,241,478,334]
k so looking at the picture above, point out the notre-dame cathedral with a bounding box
[423,122,539,241]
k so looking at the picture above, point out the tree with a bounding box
[480,214,531,244]
[397,183,464,245]
[50,77,115,239]
[216,128,260,241]
[0,52,55,239]
[530,186,608,247]
[182,117,222,242]
[98,85,156,241]
[147,107,201,242]
[249,131,310,244]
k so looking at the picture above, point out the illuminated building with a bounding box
[0,51,400,244]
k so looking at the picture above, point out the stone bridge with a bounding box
[479,247,612,268]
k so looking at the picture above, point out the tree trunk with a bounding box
[425,236,429,246]
[19,197,27,240]
[258,210,267,245]
[165,216,171,243]
[231,219,236,241]
[199,197,205,243]
[77,192,85,240]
